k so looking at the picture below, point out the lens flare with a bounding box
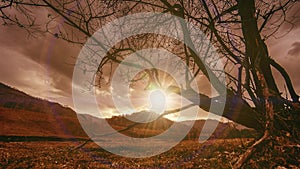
[149,89,167,114]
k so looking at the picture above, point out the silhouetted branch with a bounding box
[270,58,299,103]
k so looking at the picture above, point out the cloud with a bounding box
[0,23,82,101]
[267,27,300,96]
[277,2,300,31]
[0,24,83,108]
[288,2,300,29]
[287,41,300,56]
[0,46,68,100]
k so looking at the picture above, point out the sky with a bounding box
[0,2,299,121]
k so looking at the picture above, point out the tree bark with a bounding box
[237,0,279,97]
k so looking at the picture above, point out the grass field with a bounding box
[0,138,254,169]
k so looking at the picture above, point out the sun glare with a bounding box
[147,87,180,114]
[148,89,167,114]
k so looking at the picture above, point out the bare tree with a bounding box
[1,0,299,167]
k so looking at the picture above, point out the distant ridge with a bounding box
[0,82,256,141]
[0,82,88,138]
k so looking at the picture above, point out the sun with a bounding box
[147,87,180,114]
[128,69,182,114]
[148,89,167,114]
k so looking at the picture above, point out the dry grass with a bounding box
[0,139,254,169]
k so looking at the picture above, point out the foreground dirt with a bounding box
[0,139,252,169]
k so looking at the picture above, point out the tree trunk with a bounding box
[237,0,279,97]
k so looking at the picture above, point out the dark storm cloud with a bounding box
[287,41,300,56]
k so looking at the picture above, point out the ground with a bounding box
[0,139,255,169]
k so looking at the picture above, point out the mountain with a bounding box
[78,112,256,140]
[0,82,256,141]
[0,83,88,138]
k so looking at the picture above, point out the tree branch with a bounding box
[269,58,299,103]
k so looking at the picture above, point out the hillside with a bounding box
[0,82,256,141]
[78,111,256,140]
[0,83,88,138]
